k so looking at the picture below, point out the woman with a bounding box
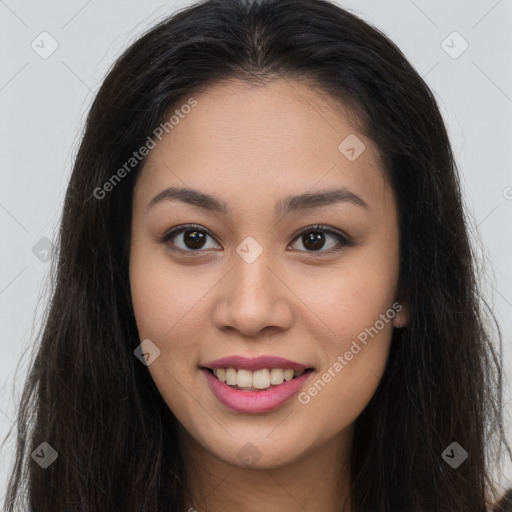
[3,0,511,510]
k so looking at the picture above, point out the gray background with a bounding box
[1,0,511,503]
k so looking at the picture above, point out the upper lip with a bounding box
[202,356,313,372]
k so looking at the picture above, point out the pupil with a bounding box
[303,232,324,250]
[184,230,206,249]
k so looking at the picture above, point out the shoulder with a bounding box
[493,488,512,511]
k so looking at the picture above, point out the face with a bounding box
[129,78,407,469]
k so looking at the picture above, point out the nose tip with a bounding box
[217,299,288,338]
[212,253,294,337]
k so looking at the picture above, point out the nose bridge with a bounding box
[231,240,275,310]
[214,238,293,335]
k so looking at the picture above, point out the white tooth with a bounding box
[270,368,284,385]
[225,368,238,385]
[283,369,294,381]
[216,368,226,383]
[237,369,253,388]
[253,369,271,389]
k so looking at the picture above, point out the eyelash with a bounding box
[161,223,353,256]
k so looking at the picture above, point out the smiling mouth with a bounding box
[203,367,315,391]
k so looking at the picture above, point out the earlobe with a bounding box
[392,305,409,328]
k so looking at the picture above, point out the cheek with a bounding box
[129,244,208,420]
[296,280,397,437]
[130,237,204,337]
[307,250,399,345]
[299,245,399,407]
[128,222,400,424]
[128,240,207,374]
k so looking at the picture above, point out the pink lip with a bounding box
[202,368,314,413]
[202,355,311,371]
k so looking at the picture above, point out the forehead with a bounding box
[136,78,394,216]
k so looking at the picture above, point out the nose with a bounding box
[212,248,294,338]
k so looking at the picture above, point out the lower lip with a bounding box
[202,368,313,413]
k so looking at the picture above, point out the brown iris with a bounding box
[183,229,207,249]
[302,231,325,251]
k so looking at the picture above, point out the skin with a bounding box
[129,78,408,512]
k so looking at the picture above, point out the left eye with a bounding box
[289,224,350,253]
[161,223,350,254]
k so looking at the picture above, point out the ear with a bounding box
[392,302,409,328]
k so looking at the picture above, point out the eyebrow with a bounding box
[147,186,369,216]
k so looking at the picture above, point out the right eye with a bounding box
[161,224,222,254]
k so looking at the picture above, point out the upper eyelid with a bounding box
[162,224,217,242]
[290,224,349,242]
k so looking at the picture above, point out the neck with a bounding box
[177,423,353,512]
